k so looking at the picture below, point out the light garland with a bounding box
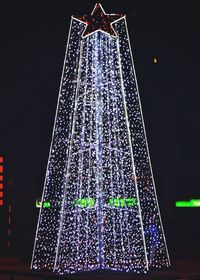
[31,3,170,274]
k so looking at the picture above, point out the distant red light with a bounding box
[0,157,4,206]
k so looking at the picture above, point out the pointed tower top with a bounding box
[74,3,124,37]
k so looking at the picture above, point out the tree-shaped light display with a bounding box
[31,3,170,274]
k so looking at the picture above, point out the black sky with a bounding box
[1,0,200,258]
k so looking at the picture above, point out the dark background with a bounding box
[1,0,200,262]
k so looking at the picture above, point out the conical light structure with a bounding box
[31,4,170,274]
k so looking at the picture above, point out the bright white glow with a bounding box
[31,7,170,274]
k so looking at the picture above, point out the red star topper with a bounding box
[75,3,124,37]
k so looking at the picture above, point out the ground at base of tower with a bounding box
[1,257,200,280]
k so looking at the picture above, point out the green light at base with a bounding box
[108,198,136,207]
[36,199,51,208]
[73,197,137,208]
[74,198,95,208]
[175,199,200,208]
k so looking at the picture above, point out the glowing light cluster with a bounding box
[108,198,136,207]
[36,199,51,208]
[74,197,95,208]
[31,3,170,274]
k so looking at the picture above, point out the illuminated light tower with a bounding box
[31,3,170,274]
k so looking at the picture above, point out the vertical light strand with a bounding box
[104,35,117,268]
[95,31,104,270]
[110,38,126,266]
[85,37,95,268]
[112,40,132,269]
[75,36,89,270]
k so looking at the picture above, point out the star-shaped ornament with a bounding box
[75,3,124,37]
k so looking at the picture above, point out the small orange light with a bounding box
[0,166,3,173]
[0,157,3,163]
[0,184,3,189]
[0,200,3,206]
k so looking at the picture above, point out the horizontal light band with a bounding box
[74,197,137,208]
[175,199,200,207]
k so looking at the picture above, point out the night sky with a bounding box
[1,0,200,260]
